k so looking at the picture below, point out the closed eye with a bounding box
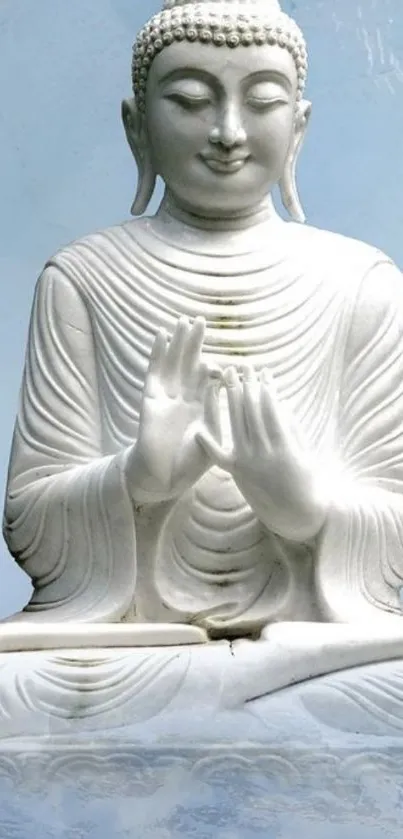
[165,93,212,111]
[246,97,288,112]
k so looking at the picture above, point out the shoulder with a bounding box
[286,224,403,358]
[40,221,141,295]
[290,222,402,304]
[291,222,390,276]
[344,258,403,363]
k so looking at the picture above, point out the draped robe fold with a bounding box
[4,218,403,631]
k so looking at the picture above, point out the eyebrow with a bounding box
[245,70,293,92]
[158,67,216,87]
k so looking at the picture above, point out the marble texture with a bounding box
[3,624,403,737]
[1,651,403,836]
[3,743,403,838]
[4,0,403,704]
[5,218,403,643]
[2,0,403,834]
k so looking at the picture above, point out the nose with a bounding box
[209,102,247,149]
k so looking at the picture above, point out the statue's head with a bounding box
[122,0,311,222]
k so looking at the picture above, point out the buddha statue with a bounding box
[3,0,403,670]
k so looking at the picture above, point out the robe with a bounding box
[4,217,403,633]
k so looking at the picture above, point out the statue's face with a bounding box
[145,41,299,217]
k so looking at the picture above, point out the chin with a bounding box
[204,186,270,219]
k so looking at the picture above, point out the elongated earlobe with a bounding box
[121,98,156,216]
[279,99,312,224]
[279,150,305,223]
[130,156,156,217]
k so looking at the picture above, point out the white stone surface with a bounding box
[2,622,403,738]
[2,1,403,834]
[5,211,403,643]
[3,0,403,695]
[0,622,207,652]
[1,651,403,836]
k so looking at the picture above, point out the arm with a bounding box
[3,266,136,622]
[315,259,403,623]
[4,273,219,624]
[197,258,403,624]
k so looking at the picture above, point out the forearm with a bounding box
[4,448,136,621]
[233,469,329,544]
[315,480,403,623]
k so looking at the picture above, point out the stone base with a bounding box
[1,629,403,835]
[3,739,403,838]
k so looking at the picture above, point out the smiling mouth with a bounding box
[201,156,250,174]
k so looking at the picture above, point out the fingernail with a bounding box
[223,366,238,385]
[242,364,254,381]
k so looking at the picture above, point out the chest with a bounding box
[88,278,346,451]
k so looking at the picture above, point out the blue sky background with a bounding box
[1,0,403,618]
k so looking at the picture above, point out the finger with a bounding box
[208,364,223,382]
[224,366,246,447]
[163,317,190,389]
[194,361,209,402]
[145,329,167,397]
[204,380,221,435]
[196,429,233,471]
[181,316,206,383]
[242,364,266,443]
[260,368,285,443]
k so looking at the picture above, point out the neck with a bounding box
[159,191,277,232]
[146,191,285,257]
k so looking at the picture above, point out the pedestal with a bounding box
[1,635,403,837]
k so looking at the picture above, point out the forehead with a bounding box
[148,41,297,90]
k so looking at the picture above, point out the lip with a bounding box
[201,156,250,174]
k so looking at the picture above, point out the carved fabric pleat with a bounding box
[4,220,403,629]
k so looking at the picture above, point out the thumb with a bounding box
[196,429,233,471]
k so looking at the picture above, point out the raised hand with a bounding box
[197,365,328,542]
[126,316,220,504]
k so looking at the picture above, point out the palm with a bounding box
[138,375,210,493]
[197,365,327,542]
[128,317,219,502]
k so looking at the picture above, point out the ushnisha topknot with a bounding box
[132,0,308,112]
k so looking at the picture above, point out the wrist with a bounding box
[281,489,329,543]
[123,445,173,506]
[247,482,329,543]
[284,503,328,542]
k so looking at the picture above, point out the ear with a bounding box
[292,99,312,159]
[279,99,312,224]
[121,97,156,216]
